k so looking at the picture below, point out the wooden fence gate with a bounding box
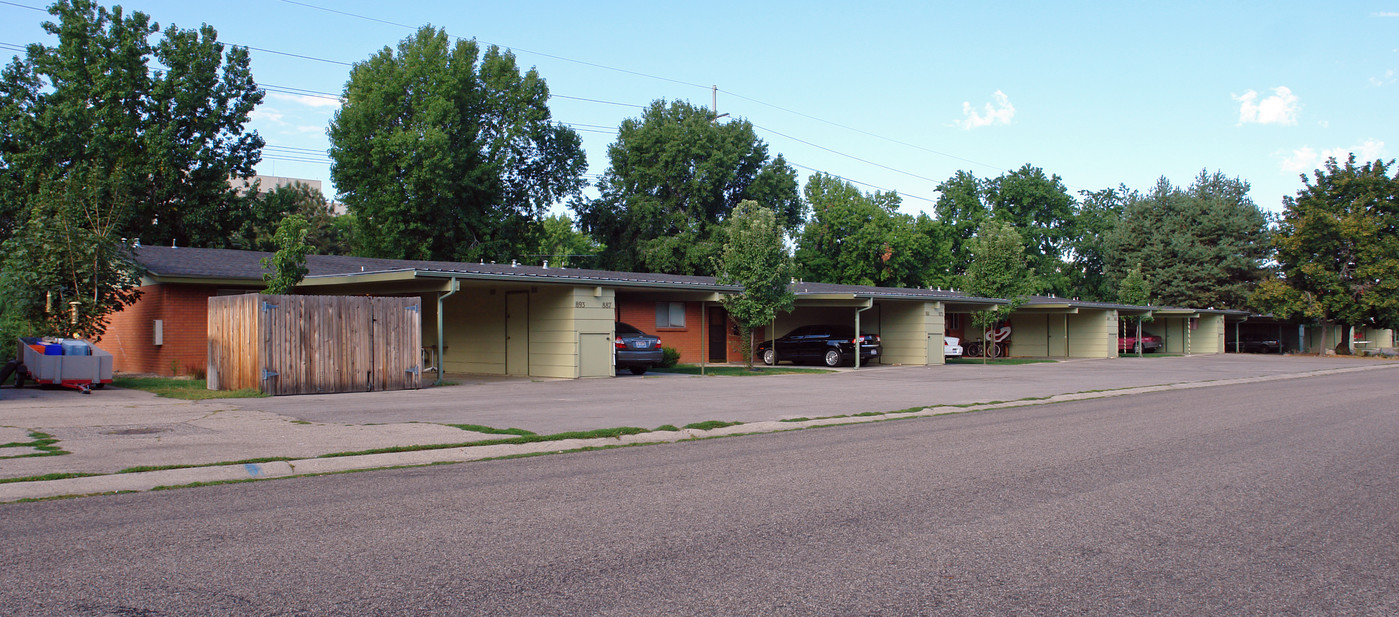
[207,294,422,395]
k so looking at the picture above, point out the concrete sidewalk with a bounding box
[2,355,1396,502]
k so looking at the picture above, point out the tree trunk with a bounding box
[1136,319,1143,358]
[1335,324,1353,355]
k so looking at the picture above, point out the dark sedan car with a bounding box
[615,322,663,375]
[756,324,881,367]
[1235,335,1282,354]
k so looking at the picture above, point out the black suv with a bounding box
[756,325,881,367]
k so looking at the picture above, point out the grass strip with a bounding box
[116,457,296,474]
[0,472,103,484]
[0,431,68,459]
[444,424,536,436]
[316,425,660,458]
[682,420,743,430]
[112,376,265,400]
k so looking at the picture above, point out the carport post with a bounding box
[855,303,872,369]
[434,277,459,386]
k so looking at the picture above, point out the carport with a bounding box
[1008,297,1147,359]
[1147,308,1239,354]
[775,283,1004,367]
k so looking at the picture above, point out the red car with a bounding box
[1119,332,1163,353]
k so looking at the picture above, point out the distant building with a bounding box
[229,174,322,195]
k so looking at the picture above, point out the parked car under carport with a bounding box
[756,325,881,367]
[614,322,663,375]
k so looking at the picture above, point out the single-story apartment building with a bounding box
[106,246,742,379]
[104,246,1278,380]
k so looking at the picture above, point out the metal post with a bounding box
[434,277,459,386]
[855,303,872,369]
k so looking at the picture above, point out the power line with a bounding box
[752,123,943,185]
[721,88,1009,175]
[279,0,711,91]
[785,161,935,205]
[0,1,43,11]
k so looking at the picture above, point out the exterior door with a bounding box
[506,292,528,376]
[579,332,612,378]
[709,307,728,362]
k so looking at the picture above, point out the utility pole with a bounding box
[711,85,729,122]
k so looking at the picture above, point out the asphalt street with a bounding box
[2,368,1396,616]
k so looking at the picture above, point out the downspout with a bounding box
[855,302,873,369]
[434,277,459,386]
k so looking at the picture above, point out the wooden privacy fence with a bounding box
[207,294,422,395]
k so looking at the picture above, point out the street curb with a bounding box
[2,363,1394,503]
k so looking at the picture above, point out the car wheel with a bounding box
[823,349,842,367]
[629,366,648,375]
[762,348,775,365]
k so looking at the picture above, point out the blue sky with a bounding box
[2,0,1395,218]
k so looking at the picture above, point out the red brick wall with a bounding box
[615,299,748,363]
[102,284,251,376]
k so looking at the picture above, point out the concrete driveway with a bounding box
[229,354,1391,434]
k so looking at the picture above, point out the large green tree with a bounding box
[716,200,795,370]
[232,183,351,255]
[0,167,143,342]
[574,99,800,276]
[1259,155,1399,346]
[1105,171,1268,309]
[0,0,264,248]
[933,170,989,278]
[1068,186,1129,301]
[961,219,1038,358]
[983,164,1077,296]
[794,173,951,288]
[329,27,586,262]
[531,213,604,268]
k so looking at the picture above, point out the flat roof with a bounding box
[135,246,742,292]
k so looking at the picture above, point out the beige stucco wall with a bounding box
[1066,310,1117,358]
[1192,314,1225,354]
[1355,326,1394,350]
[435,284,616,379]
[878,301,945,366]
[439,287,507,375]
[1157,318,1187,354]
[1009,313,1051,357]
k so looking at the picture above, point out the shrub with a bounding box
[659,346,680,368]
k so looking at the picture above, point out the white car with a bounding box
[944,336,963,358]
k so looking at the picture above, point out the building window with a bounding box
[946,313,962,329]
[656,302,686,328]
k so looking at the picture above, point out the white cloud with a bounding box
[1373,11,1399,16]
[269,92,343,109]
[1233,86,1299,125]
[250,108,285,124]
[958,90,1015,130]
[1280,139,1386,173]
[1370,68,1396,86]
